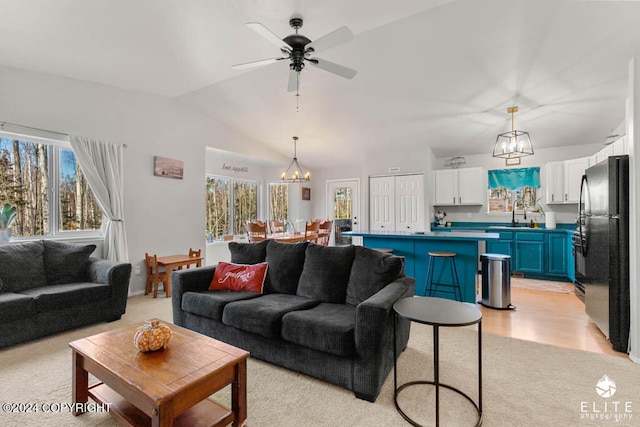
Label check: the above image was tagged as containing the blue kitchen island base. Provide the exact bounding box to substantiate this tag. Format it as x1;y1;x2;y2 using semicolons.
346;231;499;303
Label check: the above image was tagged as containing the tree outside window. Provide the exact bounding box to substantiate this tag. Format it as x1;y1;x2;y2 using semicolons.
206;176;258;240
269;183;288;221
0;137;102;237
233;180;258;237
59;149;103;231
488;186;538;213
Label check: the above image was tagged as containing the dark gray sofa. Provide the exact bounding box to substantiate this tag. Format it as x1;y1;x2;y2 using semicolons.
172;240;415;402
0;240;132;348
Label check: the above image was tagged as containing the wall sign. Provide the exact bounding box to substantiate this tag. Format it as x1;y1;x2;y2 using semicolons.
222;163;249;174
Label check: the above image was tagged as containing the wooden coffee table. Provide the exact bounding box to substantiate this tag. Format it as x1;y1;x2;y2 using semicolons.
70;318;249;427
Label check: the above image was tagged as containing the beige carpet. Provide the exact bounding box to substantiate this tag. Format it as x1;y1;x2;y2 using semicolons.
1;295;637;427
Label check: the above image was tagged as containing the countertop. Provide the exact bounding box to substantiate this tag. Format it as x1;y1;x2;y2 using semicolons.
344;230;500;240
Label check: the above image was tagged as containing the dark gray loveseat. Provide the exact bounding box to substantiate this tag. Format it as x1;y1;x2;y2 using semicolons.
172;240;415;402
0;240;132;348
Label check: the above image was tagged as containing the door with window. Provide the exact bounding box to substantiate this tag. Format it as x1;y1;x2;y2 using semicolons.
326;179;361;246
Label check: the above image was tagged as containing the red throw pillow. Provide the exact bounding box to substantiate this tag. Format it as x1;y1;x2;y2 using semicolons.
209;262;268;293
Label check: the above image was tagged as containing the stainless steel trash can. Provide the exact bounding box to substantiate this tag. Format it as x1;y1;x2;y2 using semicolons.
479;253;514;310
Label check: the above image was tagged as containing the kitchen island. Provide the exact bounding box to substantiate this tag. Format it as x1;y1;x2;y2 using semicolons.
344;230;499;303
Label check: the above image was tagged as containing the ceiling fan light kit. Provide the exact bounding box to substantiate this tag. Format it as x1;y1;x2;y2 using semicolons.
281;136;310;183
492;106;534;160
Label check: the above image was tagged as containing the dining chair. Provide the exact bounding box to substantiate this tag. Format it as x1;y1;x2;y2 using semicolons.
187;248;202;268
317;220;333;246
145;253;169;298
304;220;320;243
246;220;267;242
268;219;285;235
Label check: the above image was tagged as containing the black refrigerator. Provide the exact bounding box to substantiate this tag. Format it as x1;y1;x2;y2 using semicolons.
575;155;630;353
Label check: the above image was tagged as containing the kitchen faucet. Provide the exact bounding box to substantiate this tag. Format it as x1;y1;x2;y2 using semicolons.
511;202;527;227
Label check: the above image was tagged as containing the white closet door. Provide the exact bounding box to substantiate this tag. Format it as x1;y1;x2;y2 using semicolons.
369;176;395;230
395;174;424;232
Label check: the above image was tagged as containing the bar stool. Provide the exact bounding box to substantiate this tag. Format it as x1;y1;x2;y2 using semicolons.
424;251;462;301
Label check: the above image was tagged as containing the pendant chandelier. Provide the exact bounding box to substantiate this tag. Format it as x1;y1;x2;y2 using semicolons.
492;106;534;159
281;136;310;182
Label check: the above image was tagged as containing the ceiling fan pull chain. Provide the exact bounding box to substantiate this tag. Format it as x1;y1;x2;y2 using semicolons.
296;73;300;112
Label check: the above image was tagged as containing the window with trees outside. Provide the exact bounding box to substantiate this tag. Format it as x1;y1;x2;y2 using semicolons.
488;187;538;213
0;136;103;237
205;176;258;240
269;183;288;221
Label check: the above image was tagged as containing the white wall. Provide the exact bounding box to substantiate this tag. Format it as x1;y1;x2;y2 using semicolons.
432;143;603;225
627;55;639;362
310;146;435;233
0;65;288;294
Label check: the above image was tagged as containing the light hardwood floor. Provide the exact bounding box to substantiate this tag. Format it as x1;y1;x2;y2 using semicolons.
477;280;628;358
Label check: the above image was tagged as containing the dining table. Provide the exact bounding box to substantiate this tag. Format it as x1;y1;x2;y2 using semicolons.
156;254;203;297
267;232;307;243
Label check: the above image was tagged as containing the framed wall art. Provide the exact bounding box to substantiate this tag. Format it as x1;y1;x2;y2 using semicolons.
154;156;184;179
302;187;311;201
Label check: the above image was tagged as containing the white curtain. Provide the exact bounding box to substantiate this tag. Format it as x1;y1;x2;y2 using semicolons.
69;135;129;262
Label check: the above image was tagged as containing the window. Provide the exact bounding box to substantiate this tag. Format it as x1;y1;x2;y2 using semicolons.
0;135;103;237
59;149;103;231
488;187;538;213
333;186;353;219
487;167;541;214
205;176;258;240
269;183;288;220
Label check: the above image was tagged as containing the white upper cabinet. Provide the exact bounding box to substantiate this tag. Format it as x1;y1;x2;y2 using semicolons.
370;174;424;232
612;137;627;155
591;136;627;166
433;167;484;206
564;157;589;203
595;143;614;164
545;161;564;204
546;157;589;204
433;169;457;205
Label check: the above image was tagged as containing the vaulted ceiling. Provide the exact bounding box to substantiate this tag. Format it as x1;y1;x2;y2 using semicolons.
1;0;639;167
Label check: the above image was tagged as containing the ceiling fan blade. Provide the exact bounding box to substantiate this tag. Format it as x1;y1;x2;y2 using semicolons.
232;57;287;70
306;26;354;53
287;70;298;93
246;22;292;51
308;58;357;79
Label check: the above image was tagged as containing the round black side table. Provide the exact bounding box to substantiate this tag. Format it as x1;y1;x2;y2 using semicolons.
393;296;483;427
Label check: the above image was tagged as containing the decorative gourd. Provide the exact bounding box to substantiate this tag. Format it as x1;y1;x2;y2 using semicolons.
134;320;172;352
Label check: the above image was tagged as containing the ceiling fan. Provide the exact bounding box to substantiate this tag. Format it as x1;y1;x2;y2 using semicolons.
232;17;357;95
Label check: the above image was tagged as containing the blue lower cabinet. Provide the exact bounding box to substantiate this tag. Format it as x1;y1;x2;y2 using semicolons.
486;240;513;257
486;231;513;258
514;232;545;274
482;228;574;281
547;233;568;275
514;241;545;273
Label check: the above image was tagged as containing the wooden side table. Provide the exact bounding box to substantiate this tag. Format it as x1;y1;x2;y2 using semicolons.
70;318;248;427
393;297;482;426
